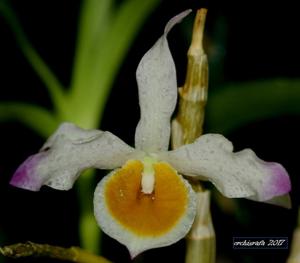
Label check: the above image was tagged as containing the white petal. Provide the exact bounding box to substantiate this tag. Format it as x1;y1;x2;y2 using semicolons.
94;162;196;258
10;123;144;191
134;10;192;153
158;134;291;206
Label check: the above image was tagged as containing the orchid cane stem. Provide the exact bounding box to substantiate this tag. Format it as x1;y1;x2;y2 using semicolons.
185;184;216;263
0;242;111;263
171;8;216;263
172;8;208;149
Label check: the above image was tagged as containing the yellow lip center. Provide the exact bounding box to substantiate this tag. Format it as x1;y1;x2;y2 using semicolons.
103;159;189;237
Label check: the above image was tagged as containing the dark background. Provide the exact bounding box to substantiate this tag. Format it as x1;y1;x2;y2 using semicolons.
0;0;299;262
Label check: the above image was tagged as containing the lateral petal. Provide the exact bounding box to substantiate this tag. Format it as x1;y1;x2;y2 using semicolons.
134;10;191;153
10;123;144;191
158;134;291;207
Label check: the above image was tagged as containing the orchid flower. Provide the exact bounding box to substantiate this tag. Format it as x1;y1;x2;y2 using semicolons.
10;10;291;258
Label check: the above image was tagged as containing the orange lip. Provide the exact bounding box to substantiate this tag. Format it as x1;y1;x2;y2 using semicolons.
104;160;189;236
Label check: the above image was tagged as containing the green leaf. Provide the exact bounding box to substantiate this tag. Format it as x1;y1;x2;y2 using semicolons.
206;79;300;133
0;102;59;137
70;0;112;105
77;169;102;254
69;0;160;128
0;1;66;115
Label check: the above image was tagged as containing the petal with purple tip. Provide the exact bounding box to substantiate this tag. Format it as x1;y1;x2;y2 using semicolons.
10;153;47;191
11;122;144;191
262;162;291;200
158;134;291;207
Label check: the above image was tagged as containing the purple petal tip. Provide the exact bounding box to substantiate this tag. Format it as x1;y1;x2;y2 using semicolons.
10;154;44;191
264;162;291;200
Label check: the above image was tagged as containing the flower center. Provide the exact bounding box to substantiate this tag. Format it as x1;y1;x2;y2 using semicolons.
103;160;189;236
141;156;156;194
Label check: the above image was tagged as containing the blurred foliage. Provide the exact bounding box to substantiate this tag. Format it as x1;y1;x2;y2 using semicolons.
207;79;300;133
0;0;160;133
0;102;59;137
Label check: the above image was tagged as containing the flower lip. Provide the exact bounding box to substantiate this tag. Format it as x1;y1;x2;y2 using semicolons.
94;159;197;257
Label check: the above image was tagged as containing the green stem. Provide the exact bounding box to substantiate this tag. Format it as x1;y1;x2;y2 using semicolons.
77;170;101;254
68;0;160;128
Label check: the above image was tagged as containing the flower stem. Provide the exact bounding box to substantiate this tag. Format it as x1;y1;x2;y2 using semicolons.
171;8;216;263
0;241;111;263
